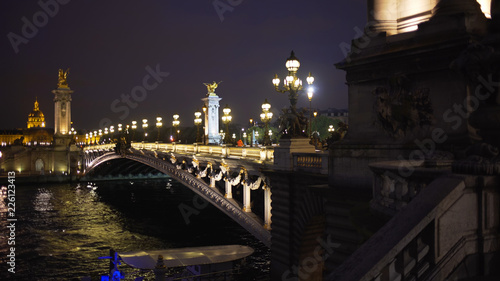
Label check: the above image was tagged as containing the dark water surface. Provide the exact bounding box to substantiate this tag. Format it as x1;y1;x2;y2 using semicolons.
0;179;269;280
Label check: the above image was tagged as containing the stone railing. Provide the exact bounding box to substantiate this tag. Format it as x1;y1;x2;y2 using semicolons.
369;160;452;217
84;142;331;175
131;142;274;162
83;144;115;151
293;152;328;175
328;173;500;281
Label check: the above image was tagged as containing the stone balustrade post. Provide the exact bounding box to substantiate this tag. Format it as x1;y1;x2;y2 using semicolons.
222;144;228;158
260;147;267;161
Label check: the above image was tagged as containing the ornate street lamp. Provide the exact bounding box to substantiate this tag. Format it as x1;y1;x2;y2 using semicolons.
202;104;207;145
307;89;314;137
156;116;163;141
194;109;202;143
131;121;137;142
272;51;315;137
328;125;335;133
221;104;232;144
142;119;148;141
172;114;180;142
249;118;255;147
260;99;273;146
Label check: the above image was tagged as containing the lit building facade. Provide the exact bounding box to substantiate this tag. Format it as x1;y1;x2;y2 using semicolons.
0;70;81;176
0;99;53;146
27;98;46;128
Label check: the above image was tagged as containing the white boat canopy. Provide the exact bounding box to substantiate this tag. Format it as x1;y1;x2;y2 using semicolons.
118;245;254;270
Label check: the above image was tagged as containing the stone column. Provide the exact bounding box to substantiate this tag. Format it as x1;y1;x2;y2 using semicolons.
264;187;272;229
243;182;251;212
367;0;398;35
224;179;232;198
52;87;73;136
202;94;222;144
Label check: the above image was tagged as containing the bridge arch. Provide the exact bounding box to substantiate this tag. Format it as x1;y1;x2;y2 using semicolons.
84;151;271;247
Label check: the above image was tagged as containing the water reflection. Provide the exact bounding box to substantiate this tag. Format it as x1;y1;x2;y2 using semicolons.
34;188;54;212
0;179;269;280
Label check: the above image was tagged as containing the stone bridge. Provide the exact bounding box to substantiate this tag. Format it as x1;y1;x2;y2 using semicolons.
82;142;278;247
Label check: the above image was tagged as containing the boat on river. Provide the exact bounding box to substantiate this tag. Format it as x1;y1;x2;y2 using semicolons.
98;244;254;280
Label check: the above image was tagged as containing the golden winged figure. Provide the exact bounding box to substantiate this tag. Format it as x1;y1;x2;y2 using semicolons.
203;81;222;94
58;68;70;88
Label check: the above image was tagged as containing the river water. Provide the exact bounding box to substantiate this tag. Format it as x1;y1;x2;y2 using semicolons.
0;179;270;280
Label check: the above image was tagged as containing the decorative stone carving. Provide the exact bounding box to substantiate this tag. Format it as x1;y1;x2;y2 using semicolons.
373;75;433;138
278;107;309;138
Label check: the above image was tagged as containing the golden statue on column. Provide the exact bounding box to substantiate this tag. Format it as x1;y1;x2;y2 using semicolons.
58;68;70;88
203;81;222;95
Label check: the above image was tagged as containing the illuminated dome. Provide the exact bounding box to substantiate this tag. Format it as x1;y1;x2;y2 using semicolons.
27;98;46;128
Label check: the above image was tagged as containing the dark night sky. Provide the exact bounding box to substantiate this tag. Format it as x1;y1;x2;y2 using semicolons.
0;0;366;131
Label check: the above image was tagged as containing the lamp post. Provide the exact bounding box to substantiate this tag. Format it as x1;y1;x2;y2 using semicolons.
194;109;202;143
156;116;163;141
172;114;180;142
221;104;232;144
249;118;255;147
272;51;314;137
202;104;207;145
307;89;314;137
260;99;273;146
131;121;137;141
142;119;148;141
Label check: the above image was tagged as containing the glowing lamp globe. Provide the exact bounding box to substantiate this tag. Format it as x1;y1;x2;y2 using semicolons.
285;51;300;72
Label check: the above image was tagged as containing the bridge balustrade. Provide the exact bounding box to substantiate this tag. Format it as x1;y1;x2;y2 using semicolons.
293;152;328;174
84;142;334;175
123;142;274;161
328;174;500;281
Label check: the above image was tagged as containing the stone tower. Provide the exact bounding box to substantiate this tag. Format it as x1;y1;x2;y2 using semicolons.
52;69;73;136
201;82;222;144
